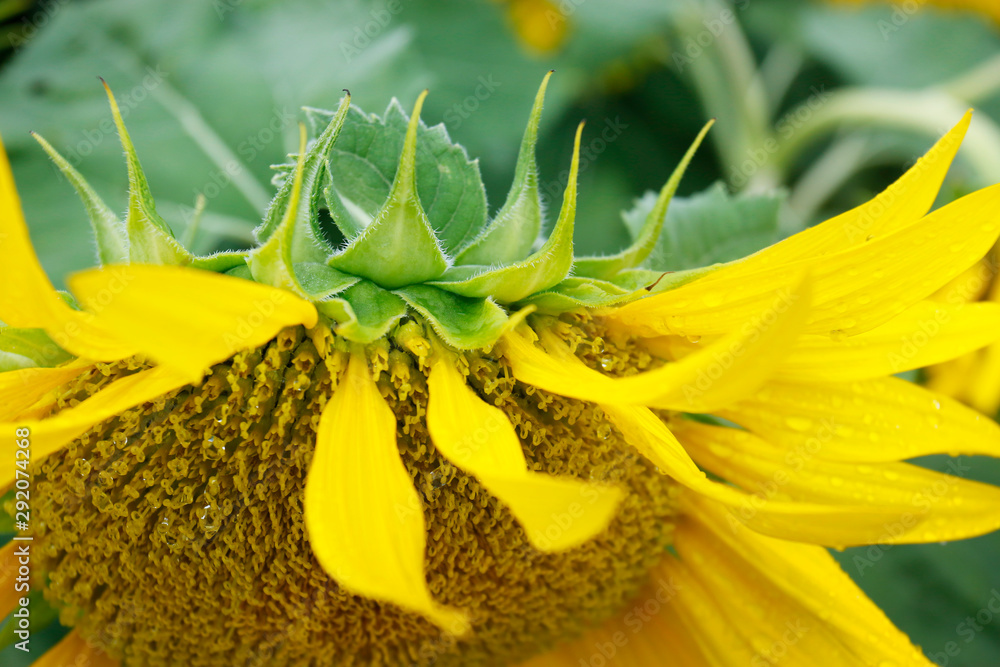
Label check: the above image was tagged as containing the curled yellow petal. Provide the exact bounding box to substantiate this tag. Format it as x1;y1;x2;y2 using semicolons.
720;377;1000;462
426;355;621;551
775;300;1000;382
604;403;917;548
676;420;1000;545
304;350;467;633
716;111;971;276
68;264;318;383
504;276;810;413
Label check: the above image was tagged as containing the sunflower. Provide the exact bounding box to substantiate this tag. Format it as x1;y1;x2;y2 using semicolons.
2;73;1000;666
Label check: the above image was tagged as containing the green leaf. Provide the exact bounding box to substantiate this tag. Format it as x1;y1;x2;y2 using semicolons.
394;285;509;350
793;5;1000;90
328;91;451;289
628;182;783;272
429;123;583;303
573;119;714;280
316;280;408;344
455;71;551;265
0;327;73;369
324;98;487;252
30;132;128;265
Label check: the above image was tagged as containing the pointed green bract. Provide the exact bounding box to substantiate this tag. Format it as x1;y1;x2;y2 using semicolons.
250;95;354;295
46;76;745;354
455;71;552;265
428;122;583;304
189;251;253;274
295;263;359;300
394;285;509;349
103;80;192;266
328;91;451;289
630;183;785;272
573;119;714;280
316;280;409;343
31;132;128;265
522;267;716;312
256;94;353;257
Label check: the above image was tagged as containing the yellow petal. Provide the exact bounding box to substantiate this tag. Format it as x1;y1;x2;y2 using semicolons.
0;361;93;421
662;495;933;666
68;264;318;383
31;629;118;667
711;111;971;277
0;365;191;488
720;377;1000;462
676;419;1000;545
775;300;1000;382
0;134;132;361
502;275;810;412
966;340;1000;415
604;403;916;547
610;182;1000;338
426;356;621;551
518;563;707;666
304;350;467;633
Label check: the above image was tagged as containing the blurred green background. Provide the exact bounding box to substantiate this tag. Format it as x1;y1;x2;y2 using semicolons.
2;0;1000;664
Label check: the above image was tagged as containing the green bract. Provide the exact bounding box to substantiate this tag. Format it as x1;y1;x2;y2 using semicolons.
33;74;716;350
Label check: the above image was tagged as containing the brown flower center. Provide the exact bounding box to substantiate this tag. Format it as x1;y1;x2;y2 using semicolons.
31;317;677;666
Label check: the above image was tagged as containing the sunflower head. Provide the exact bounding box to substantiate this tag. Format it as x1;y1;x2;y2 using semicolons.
4;72;1000;667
